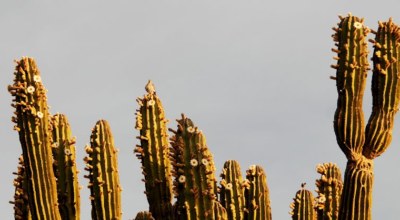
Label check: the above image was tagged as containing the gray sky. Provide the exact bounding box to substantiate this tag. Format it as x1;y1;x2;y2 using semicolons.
1;1;400;219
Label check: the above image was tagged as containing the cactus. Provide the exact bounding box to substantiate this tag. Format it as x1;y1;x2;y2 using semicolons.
134;211;155;220
315;163;342;220
8;57;61;219
10;155;31;220
51;113;81;220
84;120;122;220
169;114;223;220
290;184;316;220
219;160;245;220
243;165;272;220
332;14;400;219
134;80;173;220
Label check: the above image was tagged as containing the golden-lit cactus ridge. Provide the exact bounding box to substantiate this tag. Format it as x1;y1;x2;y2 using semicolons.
219;160;245;220
134;80;173;220
134;211;155;220
10;155;31;220
84;120;122;220
169;114;224;220
51;114;80;220
8;57;61;219
315;163;343;220
290;184;316;220
243;165;272;220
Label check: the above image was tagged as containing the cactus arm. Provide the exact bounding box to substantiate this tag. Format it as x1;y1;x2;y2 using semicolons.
134;211;155;220
219;160;245;220
243;165;272;220
8;57;61;220
84;120;122;220
332;14;370;158
363;19;400;159
170;114;218;220
10;155;31;220
51;114;80;220
134;80;173;219
290;185;316;220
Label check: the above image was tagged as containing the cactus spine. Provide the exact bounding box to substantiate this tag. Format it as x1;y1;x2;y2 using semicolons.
170;114;223;220
332;14;400;219
290;184;316;220
8;57;61;219
243;165;272;220
51;113;81;220
219;160;245;220
11;155;31;220
135;80;173;220
84;120;122;220
315;163;342;220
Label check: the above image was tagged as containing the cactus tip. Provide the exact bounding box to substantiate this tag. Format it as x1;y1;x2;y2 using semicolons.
145;80;156;94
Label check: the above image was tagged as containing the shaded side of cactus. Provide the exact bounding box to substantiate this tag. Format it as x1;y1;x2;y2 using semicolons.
170;114;219;220
8;57;61;219
290;184;316;220
84;120;122;220
219;160;245;220
243;165;272;220
315;163;343;220
135;80;173;220
134;211;155;220
51;114;80;220
213;201;228;220
10;155;31;220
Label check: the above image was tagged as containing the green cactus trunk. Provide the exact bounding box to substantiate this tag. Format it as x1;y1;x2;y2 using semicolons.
84;120;122;220
290;185;316;220
8;57;61;220
51;114;80;220
135;80;173;220
11;155;31;220
243;165;272;220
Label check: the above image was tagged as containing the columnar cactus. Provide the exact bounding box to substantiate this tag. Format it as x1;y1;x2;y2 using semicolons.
219;160;245;220
331;14;400;219
51;113;81;220
84;120;122;220
134;80;173;220
134;211;155;220
315;163;342;220
169;114;223;220
10;155;31;220
290;184;316;220
8;57;61;219
243;165;272;220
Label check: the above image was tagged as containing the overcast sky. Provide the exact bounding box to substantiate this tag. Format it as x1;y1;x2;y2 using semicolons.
1;1;400;219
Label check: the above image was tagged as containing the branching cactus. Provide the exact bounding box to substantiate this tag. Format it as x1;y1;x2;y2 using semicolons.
51;113;81;220
243;165;272;220
315;163;342;220
331;14;400;219
169;114;223;220
8;57;61;219
134;80;173;220
10;155;31;220
84;120;122;220
134;211;155;220
290;184;316;220
219;160;245;220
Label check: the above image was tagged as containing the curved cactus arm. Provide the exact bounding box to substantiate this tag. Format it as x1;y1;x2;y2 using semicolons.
243;165;272;220
10;155;31;220
8;57;61;220
134;80;173;219
169;114;218;220
315;163;343;220
289;184;316;220
219;160;245;220
51;114;80;220
84;120;122;220
134;211;155;220
363;18;400;159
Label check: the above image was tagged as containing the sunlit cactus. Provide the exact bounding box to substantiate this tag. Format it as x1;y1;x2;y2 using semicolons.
8;57;61;219
134;211;155;220
134;80;173;220
315;163;342;220
10;155;31;220
331;14;400;219
84;120;122;220
169;114;222;220
290;184;316;220
219;160;245;220
243;165;272;220
51;113;81;220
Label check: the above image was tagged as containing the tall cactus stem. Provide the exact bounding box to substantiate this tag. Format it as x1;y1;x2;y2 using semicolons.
10;155;31;220
290;184;316;220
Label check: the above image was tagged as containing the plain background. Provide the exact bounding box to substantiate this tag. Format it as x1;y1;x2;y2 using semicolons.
1;1;400;219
